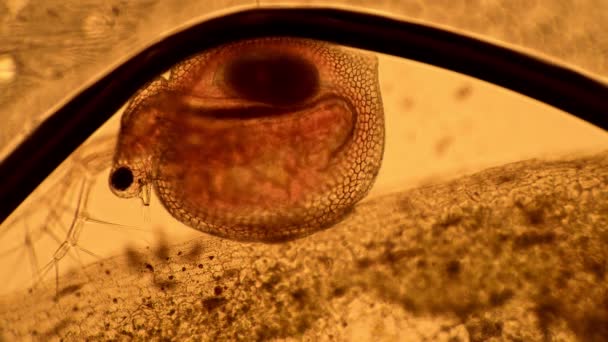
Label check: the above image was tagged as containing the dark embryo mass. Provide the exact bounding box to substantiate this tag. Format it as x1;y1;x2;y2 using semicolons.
224;52;320;106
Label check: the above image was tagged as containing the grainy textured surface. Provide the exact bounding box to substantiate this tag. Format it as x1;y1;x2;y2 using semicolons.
1;151;607;341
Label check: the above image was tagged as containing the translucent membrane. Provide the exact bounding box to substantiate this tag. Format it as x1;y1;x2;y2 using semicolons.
108;37;385;242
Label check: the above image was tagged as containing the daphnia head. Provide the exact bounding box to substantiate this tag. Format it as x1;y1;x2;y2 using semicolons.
108;126;155;206
108;78;169;206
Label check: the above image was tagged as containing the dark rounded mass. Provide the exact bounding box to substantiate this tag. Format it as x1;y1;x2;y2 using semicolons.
110;166;134;191
224;52;319;106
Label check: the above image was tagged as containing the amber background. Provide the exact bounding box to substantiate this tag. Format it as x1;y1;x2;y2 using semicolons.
1;0;607;297
0;2;607;341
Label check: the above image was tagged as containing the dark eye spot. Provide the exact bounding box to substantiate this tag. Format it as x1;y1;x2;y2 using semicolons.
110;166;134;191
224;53;319;106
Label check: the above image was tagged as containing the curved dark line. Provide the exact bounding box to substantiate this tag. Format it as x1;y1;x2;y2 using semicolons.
0;8;607;223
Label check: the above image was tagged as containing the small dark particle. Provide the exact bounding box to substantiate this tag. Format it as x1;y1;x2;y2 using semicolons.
46;8;59;17
513;231;556;249
184;243;203;261
296;318;312;334
534;297;561;339
113;298;118;304
496;173;515;185
168;275;174;280
401;296;417;312
555;269;574;289
202;297;227;311
182;267;186;271
435;136;453;157
120;330;134;338
432;214;463;234
198;264;203;269
168;309;176;316
356;257;373;269
402;97;415;111
316;256;334;269
383;248;420;263
291;289;308;304
223;268;239;278
214;286;223;296
40;319;71;340
155;280;177;291
54;283;84;301
514;201;546;226
332;287;346;298
145;263;154;272
454;84;473;101
261;274;281;292
105;269;111;275
154;234;170;261
583;258;606;280
466;318;503;341
489;289;514;307
125;246;143;270
446;259;461;278
208;255;215;260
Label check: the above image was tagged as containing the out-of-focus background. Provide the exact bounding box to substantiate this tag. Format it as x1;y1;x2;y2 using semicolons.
1;2;608;341
0;0;607;311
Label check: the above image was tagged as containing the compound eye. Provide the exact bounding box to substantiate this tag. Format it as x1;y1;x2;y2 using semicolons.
110;166;134;191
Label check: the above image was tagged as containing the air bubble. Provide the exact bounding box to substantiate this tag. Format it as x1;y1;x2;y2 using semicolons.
0;54;17;84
